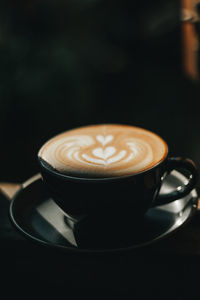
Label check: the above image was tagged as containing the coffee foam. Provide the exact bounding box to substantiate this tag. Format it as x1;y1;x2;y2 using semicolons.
38;124;168;178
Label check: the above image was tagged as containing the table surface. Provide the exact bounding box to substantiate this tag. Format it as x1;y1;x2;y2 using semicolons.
1;182;200;298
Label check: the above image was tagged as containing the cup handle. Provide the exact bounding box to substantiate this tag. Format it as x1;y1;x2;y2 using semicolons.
154;157;198;206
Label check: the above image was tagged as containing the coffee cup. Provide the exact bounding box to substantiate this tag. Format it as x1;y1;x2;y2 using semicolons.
38;124;198;220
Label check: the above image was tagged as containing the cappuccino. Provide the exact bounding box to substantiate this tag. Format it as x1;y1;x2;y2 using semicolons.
38;124;168;178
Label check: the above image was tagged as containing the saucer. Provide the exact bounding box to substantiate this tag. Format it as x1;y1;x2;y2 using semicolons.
9;171;198;253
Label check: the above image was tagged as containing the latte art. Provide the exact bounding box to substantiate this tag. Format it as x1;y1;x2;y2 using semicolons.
38;124;168;178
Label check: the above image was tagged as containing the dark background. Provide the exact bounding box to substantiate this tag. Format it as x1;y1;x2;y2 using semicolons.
1;0;198;184
2;1;200;299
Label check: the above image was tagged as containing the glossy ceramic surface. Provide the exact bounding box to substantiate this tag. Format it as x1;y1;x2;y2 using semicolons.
9;171;198;253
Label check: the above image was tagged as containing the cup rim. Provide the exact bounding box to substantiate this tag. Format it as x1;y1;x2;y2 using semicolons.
38;149;169;183
38;124;169;182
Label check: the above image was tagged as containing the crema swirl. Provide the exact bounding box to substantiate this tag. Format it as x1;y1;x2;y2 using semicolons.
38;124;168;178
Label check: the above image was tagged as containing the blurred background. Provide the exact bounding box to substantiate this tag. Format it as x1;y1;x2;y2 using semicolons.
0;0;199;183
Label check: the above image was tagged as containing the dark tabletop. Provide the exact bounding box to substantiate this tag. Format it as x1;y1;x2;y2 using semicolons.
1;185;200;299
1;0;200;299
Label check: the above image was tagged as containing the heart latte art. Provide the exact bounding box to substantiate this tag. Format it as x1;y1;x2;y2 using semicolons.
38;125;168;178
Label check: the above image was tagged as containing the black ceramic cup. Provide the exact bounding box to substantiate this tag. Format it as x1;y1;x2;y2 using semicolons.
38;125;198;220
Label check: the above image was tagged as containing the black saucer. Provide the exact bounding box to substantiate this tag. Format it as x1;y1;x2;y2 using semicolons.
9;171;198;253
